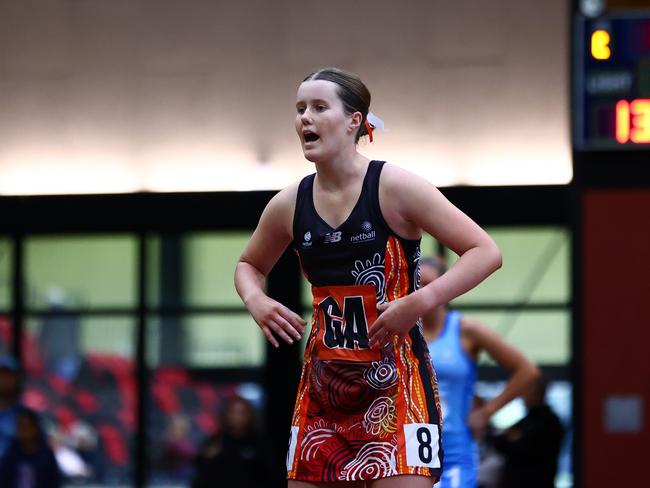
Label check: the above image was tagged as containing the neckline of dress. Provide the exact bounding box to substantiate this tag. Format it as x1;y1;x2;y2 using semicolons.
309;161;375;231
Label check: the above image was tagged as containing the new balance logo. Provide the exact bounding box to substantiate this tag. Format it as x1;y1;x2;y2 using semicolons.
324;231;342;244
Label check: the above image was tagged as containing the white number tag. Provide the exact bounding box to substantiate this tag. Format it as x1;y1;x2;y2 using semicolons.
286;426;299;472
403;423;441;468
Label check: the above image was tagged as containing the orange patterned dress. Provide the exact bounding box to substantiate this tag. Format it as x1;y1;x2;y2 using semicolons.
287;161;443;483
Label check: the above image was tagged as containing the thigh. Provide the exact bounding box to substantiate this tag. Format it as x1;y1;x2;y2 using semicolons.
367;474;436;488
288;481;366;488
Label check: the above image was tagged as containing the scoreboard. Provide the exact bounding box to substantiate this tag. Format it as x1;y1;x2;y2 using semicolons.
574;14;650;149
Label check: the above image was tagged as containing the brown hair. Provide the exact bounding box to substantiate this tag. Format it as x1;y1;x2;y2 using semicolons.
303;67;372;143
220;395;257;434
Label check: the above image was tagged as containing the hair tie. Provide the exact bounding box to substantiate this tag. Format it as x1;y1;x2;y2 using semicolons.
364;111;385;143
364;119;374;143
367;112;385;131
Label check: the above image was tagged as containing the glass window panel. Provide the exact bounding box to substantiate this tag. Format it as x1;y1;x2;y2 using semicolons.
25;235;137;309
22;314;135;486
447;227;570;305
458;309;570;365
184;232;252;307
0;238;11;310
80;316;136;356
147;314;264;368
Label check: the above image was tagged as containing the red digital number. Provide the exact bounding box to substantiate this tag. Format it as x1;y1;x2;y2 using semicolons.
616;99;650;144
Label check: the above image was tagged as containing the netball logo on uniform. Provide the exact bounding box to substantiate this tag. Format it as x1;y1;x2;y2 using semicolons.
350;221;375;244
302;231;312;247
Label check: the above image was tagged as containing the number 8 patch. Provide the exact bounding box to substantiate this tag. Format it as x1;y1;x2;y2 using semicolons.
403;423;441;468
286;426;299;472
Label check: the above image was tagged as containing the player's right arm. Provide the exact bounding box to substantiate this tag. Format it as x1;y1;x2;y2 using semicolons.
463;318;541;439
234;183;306;348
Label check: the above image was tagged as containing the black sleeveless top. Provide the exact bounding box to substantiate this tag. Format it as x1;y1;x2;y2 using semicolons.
292;160;422;303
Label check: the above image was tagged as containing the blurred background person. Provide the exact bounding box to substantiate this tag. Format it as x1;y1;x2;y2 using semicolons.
48;423;94;482
192;395;270;488
492;375;564;488
421;256;540;488
65;420;100;481
0;356;22;461
38;288;82;382
159;414;196;482
0;408;62;488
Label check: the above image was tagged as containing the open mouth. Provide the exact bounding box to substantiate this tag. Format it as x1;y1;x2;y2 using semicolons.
303;131;320;143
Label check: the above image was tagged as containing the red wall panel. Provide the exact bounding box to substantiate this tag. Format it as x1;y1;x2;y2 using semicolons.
583;190;650;487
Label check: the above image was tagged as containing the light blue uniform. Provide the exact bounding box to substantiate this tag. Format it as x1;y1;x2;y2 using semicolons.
428;311;478;488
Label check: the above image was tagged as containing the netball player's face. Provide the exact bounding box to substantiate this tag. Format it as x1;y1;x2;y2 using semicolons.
295;80;356;162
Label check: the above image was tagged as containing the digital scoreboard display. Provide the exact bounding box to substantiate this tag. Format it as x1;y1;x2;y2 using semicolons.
574;14;650;149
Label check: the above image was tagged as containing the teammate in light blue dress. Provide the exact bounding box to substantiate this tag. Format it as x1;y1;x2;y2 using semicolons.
421;257;540;488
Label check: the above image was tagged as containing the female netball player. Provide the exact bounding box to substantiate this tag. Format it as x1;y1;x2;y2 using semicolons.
234;67;502;487
420;256;540;488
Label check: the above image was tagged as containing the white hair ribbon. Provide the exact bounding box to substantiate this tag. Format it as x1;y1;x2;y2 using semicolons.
367;111;385;131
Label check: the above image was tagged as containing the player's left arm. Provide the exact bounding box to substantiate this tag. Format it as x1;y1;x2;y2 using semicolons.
369;165;502;345
464;318;541;438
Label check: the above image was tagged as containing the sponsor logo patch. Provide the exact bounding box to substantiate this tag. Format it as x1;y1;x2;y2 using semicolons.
351;221;375;243
324;231;342;244
302;230;312;247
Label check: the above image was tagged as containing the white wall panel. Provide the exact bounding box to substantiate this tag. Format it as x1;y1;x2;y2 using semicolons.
0;0;570;194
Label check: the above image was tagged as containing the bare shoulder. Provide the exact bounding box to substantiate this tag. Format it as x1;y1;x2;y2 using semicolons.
460;316;491;340
381;162;499;259
379;162;446;216
270;180;301;213
380;163;435;193
460;316;502;356
378;163;439;238
259;180;301;238
267;181;300;215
